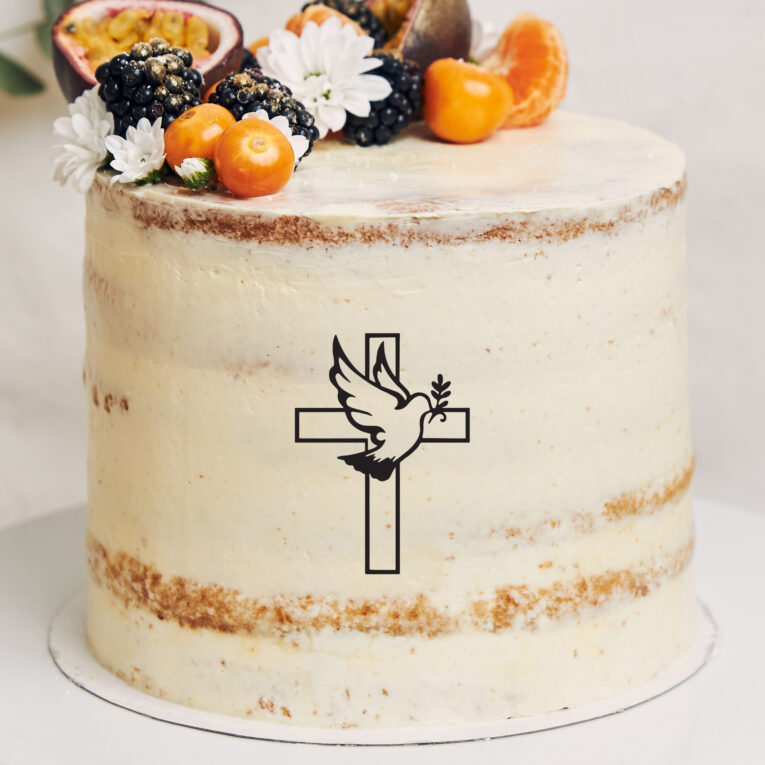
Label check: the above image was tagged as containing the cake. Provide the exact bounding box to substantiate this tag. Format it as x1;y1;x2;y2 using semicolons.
82;112;696;728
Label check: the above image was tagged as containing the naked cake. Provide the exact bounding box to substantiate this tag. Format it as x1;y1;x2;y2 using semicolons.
50;0;696;730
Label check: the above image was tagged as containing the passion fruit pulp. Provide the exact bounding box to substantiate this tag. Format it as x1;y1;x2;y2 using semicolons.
52;0;243;102
366;0;471;72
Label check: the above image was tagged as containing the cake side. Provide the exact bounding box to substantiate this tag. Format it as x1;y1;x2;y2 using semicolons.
83;113;695;727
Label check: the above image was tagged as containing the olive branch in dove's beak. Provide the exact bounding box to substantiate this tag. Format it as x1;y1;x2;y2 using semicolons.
428;373;451;423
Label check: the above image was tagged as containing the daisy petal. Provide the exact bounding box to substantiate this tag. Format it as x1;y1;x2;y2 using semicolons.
290;135;310;160
318;102;347;132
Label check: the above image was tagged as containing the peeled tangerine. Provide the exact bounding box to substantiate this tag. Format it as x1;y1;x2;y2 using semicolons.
423;58;514;144
481;13;568;128
51;0;243;102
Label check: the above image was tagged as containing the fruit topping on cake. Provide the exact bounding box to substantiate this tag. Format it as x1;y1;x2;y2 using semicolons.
206;70;319;160
302;0;389;47
49;2;568;196
246;37;271;63
256;17;392;138
481;13;568;128
343;52;423;146
213;118;295;198
51;0;243;102
95;39;202;135
239;46;258;72
163;102;234;174
368;0;471;72
286;4;367;37
423;58;513;144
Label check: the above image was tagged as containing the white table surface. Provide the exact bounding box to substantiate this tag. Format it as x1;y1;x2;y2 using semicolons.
1;498;763;764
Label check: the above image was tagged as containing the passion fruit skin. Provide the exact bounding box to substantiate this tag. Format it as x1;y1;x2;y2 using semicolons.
376;0;471;73
51;0;243;102
52;32;93;103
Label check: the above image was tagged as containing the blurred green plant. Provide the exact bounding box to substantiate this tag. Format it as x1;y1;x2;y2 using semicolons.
0;0;77;95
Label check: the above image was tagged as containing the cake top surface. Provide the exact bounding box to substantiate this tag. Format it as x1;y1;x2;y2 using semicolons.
110;111;685;221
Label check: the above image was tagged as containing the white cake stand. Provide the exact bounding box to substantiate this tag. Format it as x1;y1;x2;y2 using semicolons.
2;498;763;763
47;590;716;745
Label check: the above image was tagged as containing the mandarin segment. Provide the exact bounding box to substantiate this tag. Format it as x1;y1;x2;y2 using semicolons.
482;13;568;128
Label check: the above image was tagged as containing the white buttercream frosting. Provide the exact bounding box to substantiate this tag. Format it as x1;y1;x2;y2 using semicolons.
83;112;695;728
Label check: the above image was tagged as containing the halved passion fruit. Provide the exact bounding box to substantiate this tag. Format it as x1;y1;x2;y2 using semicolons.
366;0;471;72
52;0;243;102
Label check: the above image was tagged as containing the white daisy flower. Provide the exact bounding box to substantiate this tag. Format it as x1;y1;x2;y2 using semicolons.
242;109;309;161
470;19;501;64
52;85;114;193
105;117;166;185
257;17;392;138
174;157;216;190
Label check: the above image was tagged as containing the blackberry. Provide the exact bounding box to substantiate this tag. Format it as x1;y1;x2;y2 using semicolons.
343;53;423;147
207;69;319;162
239;47;257;72
302;0;388;48
97;38;202;136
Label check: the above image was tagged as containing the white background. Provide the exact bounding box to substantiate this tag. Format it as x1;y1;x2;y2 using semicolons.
0;0;763;530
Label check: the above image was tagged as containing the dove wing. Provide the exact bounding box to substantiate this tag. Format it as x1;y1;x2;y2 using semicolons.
329;337;402;445
371;343;410;402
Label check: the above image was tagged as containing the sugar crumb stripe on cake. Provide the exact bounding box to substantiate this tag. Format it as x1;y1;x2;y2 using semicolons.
87;173;687;249
490;457;695;545
86;532;693;638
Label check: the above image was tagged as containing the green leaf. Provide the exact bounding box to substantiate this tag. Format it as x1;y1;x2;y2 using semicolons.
36;20;52;59
37;0;77;59
0;52;44;95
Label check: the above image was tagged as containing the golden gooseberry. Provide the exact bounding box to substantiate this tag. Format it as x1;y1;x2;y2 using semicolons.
164;103;235;172
423;58;514;144
213;119;295;198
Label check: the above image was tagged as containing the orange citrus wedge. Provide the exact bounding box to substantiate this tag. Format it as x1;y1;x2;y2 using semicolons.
482;13;568;128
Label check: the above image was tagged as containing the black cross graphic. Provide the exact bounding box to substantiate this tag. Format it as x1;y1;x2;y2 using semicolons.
295;333;470;574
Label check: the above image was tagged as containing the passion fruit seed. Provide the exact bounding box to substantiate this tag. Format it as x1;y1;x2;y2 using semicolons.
62;11;212;71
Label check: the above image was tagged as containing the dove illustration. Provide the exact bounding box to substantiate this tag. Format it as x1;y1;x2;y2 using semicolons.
329;336;440;482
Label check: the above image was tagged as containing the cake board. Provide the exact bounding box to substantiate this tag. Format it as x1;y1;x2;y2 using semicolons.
48;591;717;746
